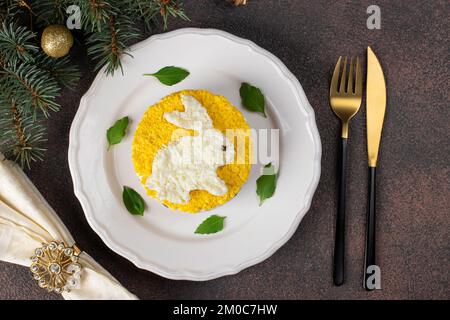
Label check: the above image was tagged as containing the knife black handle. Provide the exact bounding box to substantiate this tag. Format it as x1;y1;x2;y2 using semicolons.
364;166;376;290
333;137;347;286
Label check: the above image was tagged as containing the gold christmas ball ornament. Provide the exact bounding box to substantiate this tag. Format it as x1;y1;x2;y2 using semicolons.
41;25;74;58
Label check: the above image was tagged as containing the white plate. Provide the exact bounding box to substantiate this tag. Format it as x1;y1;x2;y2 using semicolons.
69;28;321;281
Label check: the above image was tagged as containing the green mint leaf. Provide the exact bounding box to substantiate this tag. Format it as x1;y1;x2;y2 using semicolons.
144;66;189;86
256;163;277;205
195;215;226;234
239;82;266;117
107;116;129;149
122;186;145;216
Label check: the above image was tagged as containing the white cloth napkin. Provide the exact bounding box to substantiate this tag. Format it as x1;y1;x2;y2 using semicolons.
0;153;137;300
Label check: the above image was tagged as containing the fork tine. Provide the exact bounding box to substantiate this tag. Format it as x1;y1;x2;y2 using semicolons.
339;56;348;93
330;56;342;94
355;57;362;96
347;57;354;93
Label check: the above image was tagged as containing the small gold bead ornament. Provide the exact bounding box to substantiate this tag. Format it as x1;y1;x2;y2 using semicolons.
229;0;247;5
30;242;82;293
41;25;74;58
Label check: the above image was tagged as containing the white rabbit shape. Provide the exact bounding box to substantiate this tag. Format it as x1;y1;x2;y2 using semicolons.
147;95;235;204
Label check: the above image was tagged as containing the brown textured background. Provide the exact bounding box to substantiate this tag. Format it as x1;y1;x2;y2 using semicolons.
1;0;449;300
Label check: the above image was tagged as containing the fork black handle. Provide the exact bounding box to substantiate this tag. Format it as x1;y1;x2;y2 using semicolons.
363;167;376;290
333;137;348;286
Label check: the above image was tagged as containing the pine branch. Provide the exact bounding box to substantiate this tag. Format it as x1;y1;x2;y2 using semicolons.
0;21;38;64
75;0;115;33
0;22;79;88
86;13;139;75
132;0;159;30
6;0;35;20
129;0;188;31
0;0;189;168
157;0;189;30
0;21;67;167
0;95;47;168
34;52;80;88
0;3;8;24
1;62;60;116
28;0;68;26
77;0;187;75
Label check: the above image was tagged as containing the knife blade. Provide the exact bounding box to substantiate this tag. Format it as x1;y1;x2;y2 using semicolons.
364;46;386;290
366;46;387;168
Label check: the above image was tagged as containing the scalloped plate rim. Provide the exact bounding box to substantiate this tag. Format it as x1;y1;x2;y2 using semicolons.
68;28;322;281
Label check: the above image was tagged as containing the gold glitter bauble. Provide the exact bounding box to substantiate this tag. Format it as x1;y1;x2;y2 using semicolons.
41;25;74;58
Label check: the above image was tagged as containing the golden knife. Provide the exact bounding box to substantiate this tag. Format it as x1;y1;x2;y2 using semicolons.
364;46;387;290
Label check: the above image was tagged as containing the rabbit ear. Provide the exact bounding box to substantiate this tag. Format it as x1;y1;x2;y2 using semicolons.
164;95;213;130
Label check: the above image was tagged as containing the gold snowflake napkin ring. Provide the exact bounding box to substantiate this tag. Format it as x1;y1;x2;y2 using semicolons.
30;241;82;293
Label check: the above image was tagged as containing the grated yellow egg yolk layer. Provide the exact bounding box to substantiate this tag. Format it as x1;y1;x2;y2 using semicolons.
132;90;252;213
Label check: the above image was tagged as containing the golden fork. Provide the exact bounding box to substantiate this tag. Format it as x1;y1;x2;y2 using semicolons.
329;56;362;286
